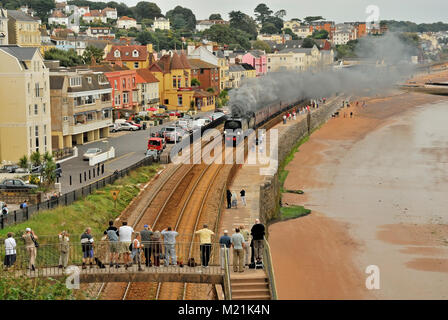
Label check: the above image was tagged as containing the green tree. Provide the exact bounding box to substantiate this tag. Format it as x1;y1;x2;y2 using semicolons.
42;159;56;186
136;30;157;45
133;1;162;22
252;40;272;53
254;3;273;24
203;24;251;50
302;37;317;48
44;48;83;67
19;155;29;169
30;151;42;168
166;6;196;32
303;16;324;24
191;78;200;86
82;45;104;64
29;0;55;21
260;22;277;34
209;13;222;20
283;28;299;40
229;10;258;39
263;16;284;33
312;29;329;39
274;9;286;19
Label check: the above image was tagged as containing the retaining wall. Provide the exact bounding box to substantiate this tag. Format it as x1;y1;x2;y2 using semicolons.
259;98;343;224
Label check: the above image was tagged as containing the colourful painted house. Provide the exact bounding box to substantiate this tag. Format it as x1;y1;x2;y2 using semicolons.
242;50;267;76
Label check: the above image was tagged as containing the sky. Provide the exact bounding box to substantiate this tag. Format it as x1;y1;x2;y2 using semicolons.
113;0;448;24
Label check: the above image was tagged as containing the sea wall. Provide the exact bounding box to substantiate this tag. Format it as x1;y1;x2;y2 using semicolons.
259;98;343;224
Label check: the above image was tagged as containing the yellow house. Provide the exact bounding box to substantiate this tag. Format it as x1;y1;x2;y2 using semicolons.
7;10;41;47
216;50;230;91
104;44;153;70
148;52;196;111
0;46;52;163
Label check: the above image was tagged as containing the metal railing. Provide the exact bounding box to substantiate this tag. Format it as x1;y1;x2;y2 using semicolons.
0;156;154;230
263;236;278;300
0;241;225;275
53;147;74;161
223;246;232;300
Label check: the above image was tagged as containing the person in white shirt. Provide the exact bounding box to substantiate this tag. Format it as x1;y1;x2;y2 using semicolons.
4;232;17;268
119;221;134;269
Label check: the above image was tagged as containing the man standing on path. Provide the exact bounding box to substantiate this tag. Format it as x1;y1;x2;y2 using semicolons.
161;227;179;266
251;219;265;266
118;221;133;269
195;224;214;268
140;224;153;267
22;228;37;271
283;114;287;124
219;230;231;269
81;227;94;269
231;228;245;273
106;220;120;268
58;231;70;269
226;190;232;209
240;189;246;206
240;225;250;267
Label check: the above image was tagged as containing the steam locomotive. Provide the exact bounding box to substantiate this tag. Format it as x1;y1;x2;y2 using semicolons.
223;99;303;146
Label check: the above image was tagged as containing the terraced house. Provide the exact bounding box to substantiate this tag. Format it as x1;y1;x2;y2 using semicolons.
49;67;113;148
149;52;195;111
104;44;153;70
135;69;160;110
7;10;40;47
0;46;52;163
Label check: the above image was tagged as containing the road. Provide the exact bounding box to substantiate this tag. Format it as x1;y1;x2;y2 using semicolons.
59;112;216;194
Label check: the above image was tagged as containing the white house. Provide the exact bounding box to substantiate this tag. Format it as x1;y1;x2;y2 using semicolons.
102;7;117;20
332;23;357;45
48;10;69;26
196;19;229;32
117;16;137;29
152;17;170;30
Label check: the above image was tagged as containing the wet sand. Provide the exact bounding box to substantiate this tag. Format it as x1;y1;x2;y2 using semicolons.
269;86;448;299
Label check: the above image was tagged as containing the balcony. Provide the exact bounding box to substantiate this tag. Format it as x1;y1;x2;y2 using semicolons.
67;118;113;135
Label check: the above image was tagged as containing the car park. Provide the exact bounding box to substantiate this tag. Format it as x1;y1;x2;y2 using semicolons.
0;164;19;173
83;148;102;160
127;120;142;130
0;179;38;190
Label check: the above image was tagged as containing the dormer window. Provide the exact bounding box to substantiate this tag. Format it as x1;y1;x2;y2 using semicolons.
132;50;139;57
69;77;82;87
114;50;120;58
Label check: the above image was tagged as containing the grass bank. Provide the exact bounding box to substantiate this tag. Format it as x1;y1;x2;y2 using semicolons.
0;165;159;242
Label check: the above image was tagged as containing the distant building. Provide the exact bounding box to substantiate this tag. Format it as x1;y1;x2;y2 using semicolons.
152;17;170;30
257;33;291;44
242;50;267;76
7;10;41;47
49;68;113;148
102;7;117;20
283;20;312;38
332;23;357;45
228;64;245;88
82;9;107;24
188;58;220;93
196;19;229;32
0;8;8;45
48;10;69;26
0;46;52;162
104;44;153;69
117;16;137;29
240;63;257;79
86;26;113;39
78;6;90;16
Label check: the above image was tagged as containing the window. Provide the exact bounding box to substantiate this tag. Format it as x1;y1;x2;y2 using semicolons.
177;94;182;106
35;126;39;151
132;50;139;57
34;104;38;115
69;77;82;87
115;95;121;105
122;79;126;88
87;113;93;121
35;83;40;97
43;103;46;114
114;80;118;89
123;92;129;104
114;50;120;57
172;76;177;88
177;76;181;88
87;77;92;84
132;77;135;86
28;105;31;116
27;83;30;93
63;116;68;121
134;62;139;68
44;125;47;151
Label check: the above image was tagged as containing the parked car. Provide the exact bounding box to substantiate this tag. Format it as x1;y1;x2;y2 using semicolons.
211;112;225;121
83;148;102;161
0;164;19;173
175;119;193;133
192;118;211;129
127;121;142;130
120;122;139;131
145;149;160;162
0;179;38;190
147;137;165;153
164;126;187;143
109;123;121;133
31;163;61;177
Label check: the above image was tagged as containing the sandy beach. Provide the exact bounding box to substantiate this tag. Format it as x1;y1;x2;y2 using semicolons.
269;71;448;299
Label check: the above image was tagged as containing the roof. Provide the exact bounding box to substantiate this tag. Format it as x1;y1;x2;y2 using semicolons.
179;52;191;69
187;58;217;69
249;50;265;57
119;16;136;21
0;45;38;62
50;10;67;18
240;63;255;71
135;69;159;84
105;45;148;62
49;75;64;89
279;47;313;54
229;64;245;72
50;71;111;92
194;89;215;98
6;10;37;22
87;64;130;73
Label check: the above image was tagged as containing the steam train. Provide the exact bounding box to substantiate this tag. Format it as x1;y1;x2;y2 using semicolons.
223;99;303;146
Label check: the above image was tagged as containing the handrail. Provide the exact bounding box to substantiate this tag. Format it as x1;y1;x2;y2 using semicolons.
223;246;232;300
263;236;278;300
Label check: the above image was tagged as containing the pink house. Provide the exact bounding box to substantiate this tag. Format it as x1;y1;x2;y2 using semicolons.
242;50;267;76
